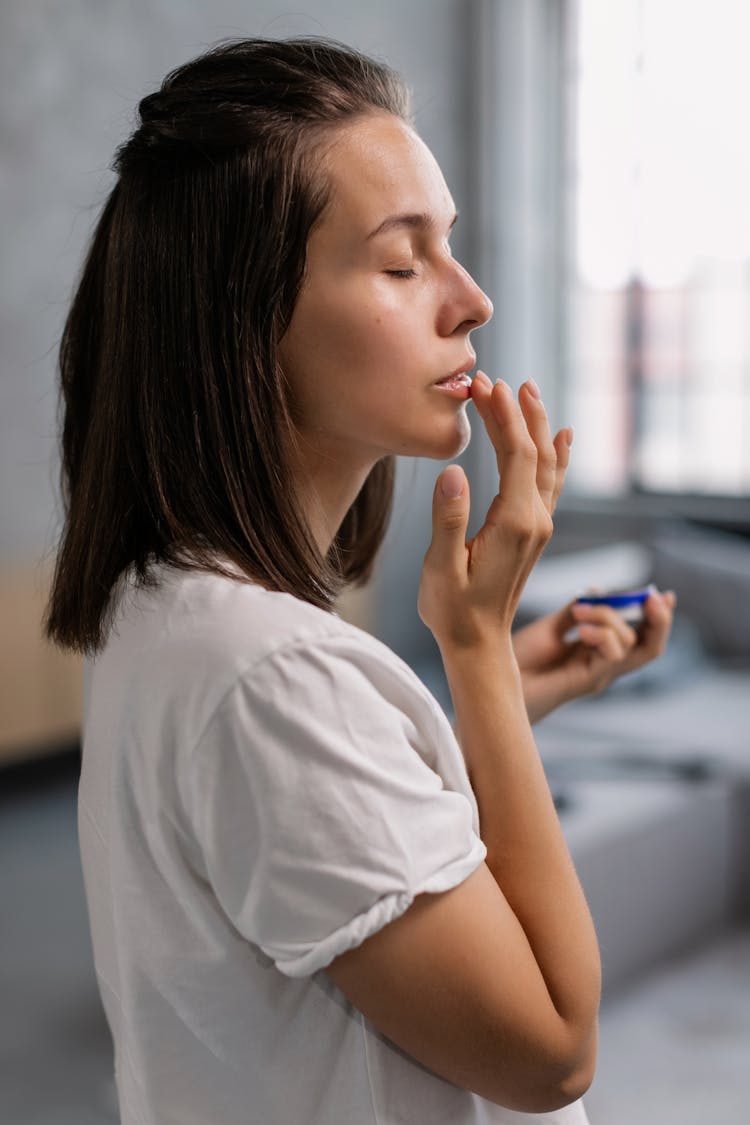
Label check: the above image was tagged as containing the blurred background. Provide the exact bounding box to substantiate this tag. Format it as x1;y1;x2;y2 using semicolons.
1;1;748;1123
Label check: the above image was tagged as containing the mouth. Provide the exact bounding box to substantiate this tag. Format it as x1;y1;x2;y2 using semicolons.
433;359;476;392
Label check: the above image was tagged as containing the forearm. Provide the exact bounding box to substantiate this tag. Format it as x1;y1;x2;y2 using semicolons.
442;636;601;1037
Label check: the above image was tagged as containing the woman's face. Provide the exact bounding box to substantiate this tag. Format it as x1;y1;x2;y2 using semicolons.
278;112;493;471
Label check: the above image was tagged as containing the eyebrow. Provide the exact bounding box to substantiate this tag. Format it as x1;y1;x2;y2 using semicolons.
365;211;459;241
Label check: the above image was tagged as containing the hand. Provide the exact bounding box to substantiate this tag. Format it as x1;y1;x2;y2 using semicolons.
418;372;572;652
514;589;678;723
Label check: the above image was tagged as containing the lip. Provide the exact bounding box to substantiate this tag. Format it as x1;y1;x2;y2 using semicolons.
433;356;477;385
432;357;476;399
432;374;472;399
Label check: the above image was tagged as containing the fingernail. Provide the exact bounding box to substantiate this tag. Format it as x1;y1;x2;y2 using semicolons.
495;379;511;394
472;370;492;389
526;378;542;399
440;464;464;498
566;427;574;446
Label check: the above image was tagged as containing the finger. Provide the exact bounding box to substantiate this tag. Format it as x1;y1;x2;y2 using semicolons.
645;587;677;620
425;463;471;574
471;372;536;477
551;427;573;512
485;380;542;529
470;374;540;528
518;381;557;511
571;601;639;654
575;622;633;663
631;589;676;664
469;371;511;475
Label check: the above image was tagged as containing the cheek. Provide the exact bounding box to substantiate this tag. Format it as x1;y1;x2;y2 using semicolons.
292;297;368;363
280;276;431;421
361;297;431;371
309;308;416;386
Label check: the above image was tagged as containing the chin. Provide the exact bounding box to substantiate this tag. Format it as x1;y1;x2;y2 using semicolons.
427;414;472;460
386;412;472;461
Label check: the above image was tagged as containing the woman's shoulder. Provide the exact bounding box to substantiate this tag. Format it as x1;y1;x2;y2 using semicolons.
107;560;410;686
88;560;467;806
159;564;444;723
88;560;451;756
113;561;339;652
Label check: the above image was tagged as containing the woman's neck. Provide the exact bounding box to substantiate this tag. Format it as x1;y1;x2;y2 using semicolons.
292;448;375;557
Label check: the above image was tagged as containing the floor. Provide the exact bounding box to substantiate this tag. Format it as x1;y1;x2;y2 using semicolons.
1;750;749;1125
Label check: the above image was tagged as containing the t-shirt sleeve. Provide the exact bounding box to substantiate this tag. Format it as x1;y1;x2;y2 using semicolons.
188;632;487;978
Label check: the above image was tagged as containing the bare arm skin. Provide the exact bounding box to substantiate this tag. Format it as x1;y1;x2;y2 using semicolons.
326;375;601;1112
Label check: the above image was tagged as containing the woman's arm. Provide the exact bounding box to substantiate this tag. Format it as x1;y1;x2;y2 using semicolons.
326;376;600;1111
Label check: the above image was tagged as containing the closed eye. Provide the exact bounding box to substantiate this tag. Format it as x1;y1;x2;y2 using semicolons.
386;268;417;279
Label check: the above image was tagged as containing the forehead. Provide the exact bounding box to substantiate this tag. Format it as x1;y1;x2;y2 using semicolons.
317;113;455;241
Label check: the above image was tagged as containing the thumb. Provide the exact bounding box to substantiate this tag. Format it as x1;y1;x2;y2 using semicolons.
427;464;470;571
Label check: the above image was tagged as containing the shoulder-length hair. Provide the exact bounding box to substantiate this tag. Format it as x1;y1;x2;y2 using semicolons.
44;37;410;654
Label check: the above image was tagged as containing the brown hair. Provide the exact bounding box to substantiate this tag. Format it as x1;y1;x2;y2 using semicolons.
44;37;411;654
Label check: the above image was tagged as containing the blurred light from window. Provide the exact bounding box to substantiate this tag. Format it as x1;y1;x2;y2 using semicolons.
570;0;750;495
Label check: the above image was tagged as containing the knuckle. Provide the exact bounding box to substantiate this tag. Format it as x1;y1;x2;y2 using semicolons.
504;509;536;541
519;438;538;464
502;503;552;546
539;445;557;470
441;512;467;534
506;434;538;464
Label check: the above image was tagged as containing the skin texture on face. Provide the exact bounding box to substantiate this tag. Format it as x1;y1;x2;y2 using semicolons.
278;111;493;554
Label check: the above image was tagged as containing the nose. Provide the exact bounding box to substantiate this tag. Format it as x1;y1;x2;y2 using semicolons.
440;259;494;335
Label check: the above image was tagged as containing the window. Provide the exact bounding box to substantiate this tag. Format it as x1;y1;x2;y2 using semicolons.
568;0;750;497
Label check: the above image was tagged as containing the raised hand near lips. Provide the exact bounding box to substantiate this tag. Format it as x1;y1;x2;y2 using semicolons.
418;372;571;653
418;369;676;721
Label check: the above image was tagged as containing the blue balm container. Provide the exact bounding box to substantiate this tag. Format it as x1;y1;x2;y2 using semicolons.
564;585;654;643
574;586;653;624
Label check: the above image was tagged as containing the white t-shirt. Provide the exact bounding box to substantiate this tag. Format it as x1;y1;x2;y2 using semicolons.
79;562;590;1125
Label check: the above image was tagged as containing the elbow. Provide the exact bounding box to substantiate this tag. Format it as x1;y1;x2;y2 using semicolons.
503;1061;596;1115
541;1013;599;1109
554;1049;597;1107
533;1031;598;1113
490;1028;598;1114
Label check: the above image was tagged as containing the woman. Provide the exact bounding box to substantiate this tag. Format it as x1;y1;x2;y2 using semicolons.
46;37;675;1124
